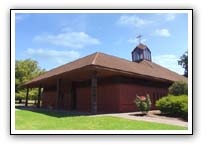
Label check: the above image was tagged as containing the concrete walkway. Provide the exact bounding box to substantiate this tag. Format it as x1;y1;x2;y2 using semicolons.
94;110;188;127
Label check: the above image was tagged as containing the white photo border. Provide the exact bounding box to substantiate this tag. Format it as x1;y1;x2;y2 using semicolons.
10;9;193;135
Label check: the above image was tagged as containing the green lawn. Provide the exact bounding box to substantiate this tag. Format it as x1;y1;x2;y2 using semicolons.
15;110;187;130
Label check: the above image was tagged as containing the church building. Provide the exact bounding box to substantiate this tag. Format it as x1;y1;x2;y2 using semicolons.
24;43;187;114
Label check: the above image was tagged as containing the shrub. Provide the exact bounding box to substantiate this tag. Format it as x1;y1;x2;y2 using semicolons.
156;95;188;120
134;94;151;114
169;81;188;96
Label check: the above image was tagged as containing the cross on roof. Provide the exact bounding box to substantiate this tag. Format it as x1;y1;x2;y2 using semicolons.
136;34;142;44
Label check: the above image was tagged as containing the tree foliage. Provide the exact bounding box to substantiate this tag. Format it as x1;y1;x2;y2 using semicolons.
178;51;188;77
15;59;45;102
169;81;188;96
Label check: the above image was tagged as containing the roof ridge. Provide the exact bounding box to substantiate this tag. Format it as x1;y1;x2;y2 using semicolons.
95;52;132;63
46;53;95;73
140;60;154;68
91;52;100;64
24;51;187;87
150;61;180;75
147;60;187;80
24;52;98;86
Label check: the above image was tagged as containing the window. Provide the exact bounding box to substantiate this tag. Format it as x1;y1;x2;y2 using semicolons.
137;53;140;60
133;48;151;62
133;51;141;61
144;49;151;60
133;53;135;60
140;54;143;59
143;49;149;60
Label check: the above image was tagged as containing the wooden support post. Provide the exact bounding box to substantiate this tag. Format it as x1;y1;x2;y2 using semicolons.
37;85;41;108
56;78;61;109
25;87;29;107
91;72;97;114
70;82;76;110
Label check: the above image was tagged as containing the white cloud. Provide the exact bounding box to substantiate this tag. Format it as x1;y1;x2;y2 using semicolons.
153;54;184;74
165;13;176;21
128;38;138;44
26;48;80;64
128;38;146;44
15;14;30;22
141;39;147;43
61;27;73;32
34;32;100;48
155;13;176;21
118;15;153;27
154;29;171;37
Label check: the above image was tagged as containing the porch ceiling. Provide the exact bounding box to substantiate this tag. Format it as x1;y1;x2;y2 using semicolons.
25;65;173;88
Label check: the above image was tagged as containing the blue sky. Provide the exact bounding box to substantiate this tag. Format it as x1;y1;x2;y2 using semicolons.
15;12;188;74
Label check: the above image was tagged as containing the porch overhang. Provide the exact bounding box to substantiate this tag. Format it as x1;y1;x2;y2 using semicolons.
23;64;174;88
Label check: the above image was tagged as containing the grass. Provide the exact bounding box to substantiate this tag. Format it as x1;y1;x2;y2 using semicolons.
15;110;187;130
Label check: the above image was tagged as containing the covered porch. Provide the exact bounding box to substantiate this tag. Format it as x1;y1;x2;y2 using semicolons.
23;64;172;114
24;65;126;114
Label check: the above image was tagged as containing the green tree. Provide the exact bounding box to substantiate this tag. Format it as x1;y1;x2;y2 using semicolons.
169;81;188;96
15;59;45;103
178;51;188;77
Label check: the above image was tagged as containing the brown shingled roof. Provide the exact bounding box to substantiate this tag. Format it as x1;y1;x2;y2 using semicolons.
24;52;187;86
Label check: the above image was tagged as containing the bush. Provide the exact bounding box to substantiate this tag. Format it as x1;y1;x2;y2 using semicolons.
156;95;188;120
169;81;188;96
134;94;151;114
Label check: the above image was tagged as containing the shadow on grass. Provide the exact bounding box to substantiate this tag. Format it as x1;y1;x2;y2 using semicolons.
15;106;91;118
